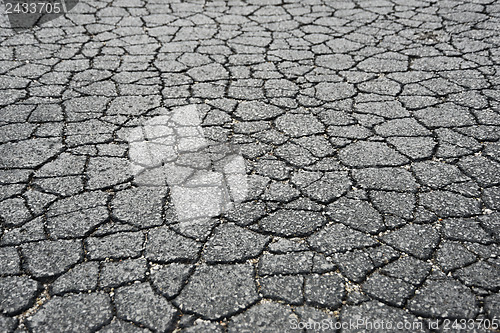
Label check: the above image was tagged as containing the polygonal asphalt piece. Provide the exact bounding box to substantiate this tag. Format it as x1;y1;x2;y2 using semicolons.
174;264;259;320
0;276;39;315
352;167;418;192
453;261;500;290
333;250;375;283
315;82;356;101
304;273;346;309
228;302;298;333
380;256;432;286
115;282;178;332
145;227;201;263
387;137;436;160
407;279;479;319
362;272;414;307
223;201;267;227
435;241;477;273
181;319;225;333
112;187;166;228
259;275;304;305
294;305;337;332
258;252;314;276
0;216;46;246
339;141;409;167
99;258;148;289
419;191;482;218
267;237;309;254
203;223;270;263
308;224;377;255
97;318;152;333
412;161;469;189
458;155;500;187
301;171;351;203
21;240;83;278
0;198;32;227
46;206;108;239
482;186;500;210
275;113;325;137
381;224;439;260
0;314;17;333
374;118;431;137
235;101;284;121
484;293;500;320
86;232;144;260
370;191;415;220
50;261;99;295
150;263;193;299
27;293;113;333
0;247;20;275
87;157;133;190
274;142;318;167
0;138;62;168
413;103;475;128
327;198;384;234
258;209;326;237
442;218;494;244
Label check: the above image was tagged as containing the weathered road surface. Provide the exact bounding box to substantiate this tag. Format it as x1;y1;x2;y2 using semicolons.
1;0;499;332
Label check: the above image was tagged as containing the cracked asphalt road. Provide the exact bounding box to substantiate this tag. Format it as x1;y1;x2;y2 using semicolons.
1;0;500;332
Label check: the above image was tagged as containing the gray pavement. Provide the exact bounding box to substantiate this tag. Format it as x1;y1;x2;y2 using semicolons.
0;0;500;332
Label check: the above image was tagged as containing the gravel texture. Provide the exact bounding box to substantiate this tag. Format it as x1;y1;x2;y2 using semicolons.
0;0;499;331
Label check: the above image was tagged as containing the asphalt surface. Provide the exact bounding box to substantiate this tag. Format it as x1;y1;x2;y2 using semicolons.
1;0;500;332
